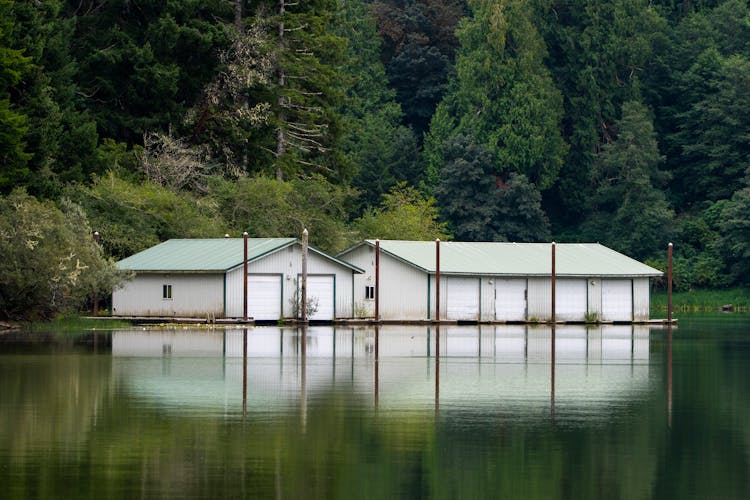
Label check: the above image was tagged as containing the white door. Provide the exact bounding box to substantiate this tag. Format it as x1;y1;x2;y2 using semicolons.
446;277;479;320
602;279;632;322
300;275;335;320
495;279;527;321
555;279;587;321
247;275;282;320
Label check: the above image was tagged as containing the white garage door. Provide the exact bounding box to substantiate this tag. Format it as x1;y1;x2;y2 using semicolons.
555;279;587;321
299;275;335;320
602;279;632;322
247;275;282;320
495;279;527;321
447;277;479;321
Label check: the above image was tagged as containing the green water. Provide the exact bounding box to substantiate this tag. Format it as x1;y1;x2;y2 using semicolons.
1;318;748;499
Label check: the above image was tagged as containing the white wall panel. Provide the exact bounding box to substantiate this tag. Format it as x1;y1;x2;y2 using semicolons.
113;273;223;317
633;278;651;321
344;245;430;320
527;278;552;321
446;277;480;320
602;279;633;322
556;279;588;321
494;278;527;322
247;274;283;320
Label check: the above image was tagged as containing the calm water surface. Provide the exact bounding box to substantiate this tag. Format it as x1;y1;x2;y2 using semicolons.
1;316;748;499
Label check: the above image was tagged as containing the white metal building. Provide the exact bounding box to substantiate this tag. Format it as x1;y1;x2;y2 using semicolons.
113;238;362;320
338;240;663;323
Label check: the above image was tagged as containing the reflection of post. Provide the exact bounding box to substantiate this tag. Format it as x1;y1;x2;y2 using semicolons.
301;325;307;431
668;325;673;428
243;329;248;419
374;325;379;410
551;325;556;419
435;324;440;416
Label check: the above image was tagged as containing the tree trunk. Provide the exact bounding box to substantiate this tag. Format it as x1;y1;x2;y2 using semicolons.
276;0;286;181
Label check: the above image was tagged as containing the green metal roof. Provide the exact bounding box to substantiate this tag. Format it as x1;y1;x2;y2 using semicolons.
347;240;663;277
117;238;364;273
117;238;296;272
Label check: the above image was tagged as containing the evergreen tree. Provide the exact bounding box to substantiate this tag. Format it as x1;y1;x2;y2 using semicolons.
336;0;420;211
268;0;350;183
371;0;465;138
538;0;667;225
0;0;32;191
426;0;567;192
582;100;674;259
435;134;550;241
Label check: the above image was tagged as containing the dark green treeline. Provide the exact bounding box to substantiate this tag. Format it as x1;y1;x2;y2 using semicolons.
1;0;750;318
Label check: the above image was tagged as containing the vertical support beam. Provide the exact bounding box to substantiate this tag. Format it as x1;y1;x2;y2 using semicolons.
92;231;100;316
301;228;308;323
435;239;441;322
375;239;380;321
667;242;673;324
551;242;556;324
243;232;248;321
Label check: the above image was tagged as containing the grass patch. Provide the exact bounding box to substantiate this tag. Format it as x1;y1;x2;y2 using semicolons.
651;287;750;313
21;315;132;332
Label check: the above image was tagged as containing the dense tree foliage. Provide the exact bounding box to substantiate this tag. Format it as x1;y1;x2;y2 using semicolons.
3;0;750;319
0;190;122;320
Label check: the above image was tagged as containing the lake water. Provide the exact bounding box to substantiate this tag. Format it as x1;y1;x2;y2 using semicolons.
1;316;748;499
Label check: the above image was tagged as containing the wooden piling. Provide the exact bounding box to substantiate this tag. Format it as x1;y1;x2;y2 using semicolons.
243;232;248;321
375;239;380;321
551;242;556;324
436;239;441;322
301;228;308;323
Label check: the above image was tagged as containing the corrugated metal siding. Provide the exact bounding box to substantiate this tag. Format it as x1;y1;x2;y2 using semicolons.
494;278;527;322
480;278;495;322
633;278;651;321
340;245;428;320
381;254;429;320
601;279;633;322
587;279;602;319
446;277;480;320
344;246;376;318
226;245;355;319
527;278;552;321
113;273;224;317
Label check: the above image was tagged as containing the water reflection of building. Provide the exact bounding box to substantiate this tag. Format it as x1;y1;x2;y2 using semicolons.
111;326;654;420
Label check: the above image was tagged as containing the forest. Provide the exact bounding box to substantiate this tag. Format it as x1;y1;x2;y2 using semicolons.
1;0;750;320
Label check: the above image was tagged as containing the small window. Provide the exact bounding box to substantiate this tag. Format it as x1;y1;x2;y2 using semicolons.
365;286;375;300
162;284;173;300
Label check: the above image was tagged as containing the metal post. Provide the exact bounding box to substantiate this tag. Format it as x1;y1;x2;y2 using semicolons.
435;239;441;322
375;239;380;321
551;242;556;324
667;242;673;324
301;228;308;322
243;232;248;321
